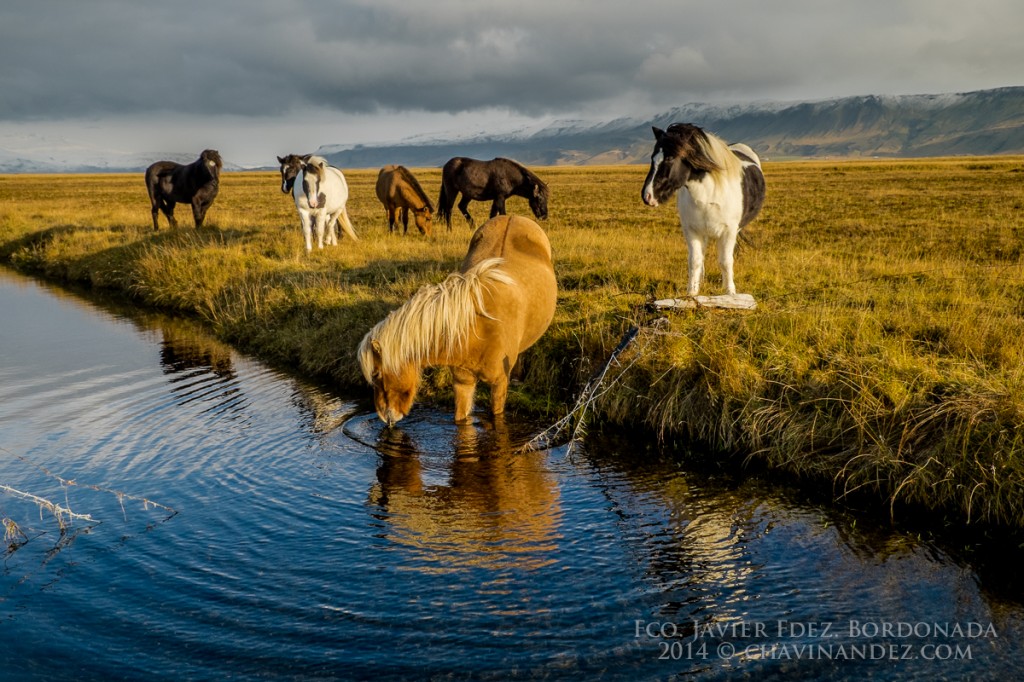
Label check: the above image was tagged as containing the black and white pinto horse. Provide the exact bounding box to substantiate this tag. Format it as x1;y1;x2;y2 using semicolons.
144;149;223;230
277;153;311;195
290;155;358;252
641;124;765;296
437;157;549;230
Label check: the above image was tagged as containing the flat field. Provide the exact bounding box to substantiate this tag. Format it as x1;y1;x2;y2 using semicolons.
2;158;1024;525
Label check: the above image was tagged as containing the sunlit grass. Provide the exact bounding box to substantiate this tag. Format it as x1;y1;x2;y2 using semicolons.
3;158;1024;525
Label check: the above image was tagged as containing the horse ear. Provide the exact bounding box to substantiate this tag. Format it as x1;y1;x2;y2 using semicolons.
277;156;285;164
652;126;665;140
301;154;312;162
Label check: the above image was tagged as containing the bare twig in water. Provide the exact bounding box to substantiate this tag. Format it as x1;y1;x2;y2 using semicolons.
0;483;96;532
0;446;178;553
15;454;177;519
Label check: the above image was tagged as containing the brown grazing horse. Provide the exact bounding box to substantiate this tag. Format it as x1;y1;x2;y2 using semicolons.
144;149;222;230
375;165;434;236
436;157;549;230
358;215;557;425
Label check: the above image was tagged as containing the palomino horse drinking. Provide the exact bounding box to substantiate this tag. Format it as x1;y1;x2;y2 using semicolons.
375;165;434;236
291;155;358;252
641;123;765;296
144;149;222;230
358;215;557;425
437;157;549;230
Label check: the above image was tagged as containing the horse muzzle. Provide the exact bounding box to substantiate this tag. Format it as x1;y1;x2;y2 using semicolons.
642;190;659;207
377;406;405;427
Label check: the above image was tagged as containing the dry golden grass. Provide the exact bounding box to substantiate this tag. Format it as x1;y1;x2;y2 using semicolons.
3;158;1024;525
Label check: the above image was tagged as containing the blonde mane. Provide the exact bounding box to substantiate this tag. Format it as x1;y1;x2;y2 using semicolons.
697;130;743;184
358;258;516;381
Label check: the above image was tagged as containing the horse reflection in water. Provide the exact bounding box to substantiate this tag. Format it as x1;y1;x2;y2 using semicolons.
367;417;560;573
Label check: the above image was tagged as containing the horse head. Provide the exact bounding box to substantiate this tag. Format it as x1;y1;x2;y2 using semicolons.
360;339;421;427
413;206;434;236
641;124;720;207
277;154;310;194
529;181;549;220
200;149;223;179
301;157;329;208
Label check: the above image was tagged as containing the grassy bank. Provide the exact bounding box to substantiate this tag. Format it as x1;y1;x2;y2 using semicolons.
3;160;1024;526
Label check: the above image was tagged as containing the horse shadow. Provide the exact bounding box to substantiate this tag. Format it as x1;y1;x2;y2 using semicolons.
0;224;90;261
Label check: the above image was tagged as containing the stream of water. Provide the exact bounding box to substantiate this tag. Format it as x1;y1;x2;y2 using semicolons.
2;267;1022;680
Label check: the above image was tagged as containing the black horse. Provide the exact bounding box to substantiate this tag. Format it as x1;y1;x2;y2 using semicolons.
437;157;549;230
144;149;223;230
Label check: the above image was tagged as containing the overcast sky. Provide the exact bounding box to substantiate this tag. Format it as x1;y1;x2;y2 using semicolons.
2;0;1022;166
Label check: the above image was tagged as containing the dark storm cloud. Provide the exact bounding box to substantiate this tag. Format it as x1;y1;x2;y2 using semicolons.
3;0;1023;122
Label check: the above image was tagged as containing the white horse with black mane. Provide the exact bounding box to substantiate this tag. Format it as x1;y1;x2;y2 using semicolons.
291;155;358;252
641;123;765;296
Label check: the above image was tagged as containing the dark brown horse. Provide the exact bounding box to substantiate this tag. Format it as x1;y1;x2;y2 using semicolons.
144;149;222;230
375;165;434;236
437;157;548;230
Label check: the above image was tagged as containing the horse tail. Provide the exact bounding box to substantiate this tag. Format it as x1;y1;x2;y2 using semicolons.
144;165;159;202
437;179;453;229
337;209;359;241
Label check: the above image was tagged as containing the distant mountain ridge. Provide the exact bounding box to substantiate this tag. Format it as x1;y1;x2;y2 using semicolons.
2;87;1022;172
321;86;1024;168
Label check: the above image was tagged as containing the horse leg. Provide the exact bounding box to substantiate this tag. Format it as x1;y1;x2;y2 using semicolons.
457;196;476;230
299;211;314;252
718;230;739;295
313;213;326;249
401;205;413;235
685;231;707;296
488;370;510;417
150;201;161;230
162;201;178;230
325;214;339;246
452;367;478;423
192;199;206;228
386;207;396;233
337;208;358;241
489;196;506;218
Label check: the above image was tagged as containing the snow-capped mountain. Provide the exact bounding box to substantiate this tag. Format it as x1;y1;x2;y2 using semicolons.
3;87;1023;173
319;87;1024;167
